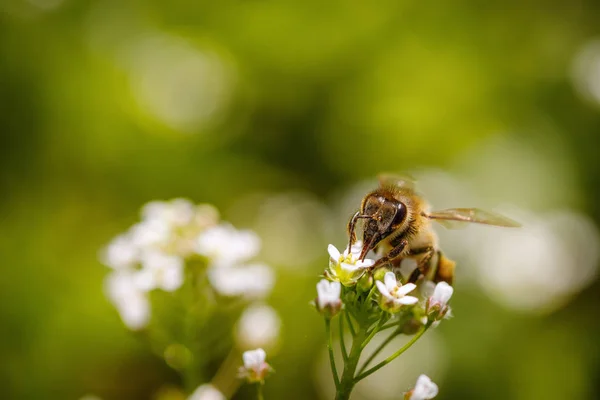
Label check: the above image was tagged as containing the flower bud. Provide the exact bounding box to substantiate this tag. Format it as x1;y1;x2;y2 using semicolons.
239;348;273;383
373;267;391;282
315;279;342;318
426;282;453;322
357;272;374;292
236;304;281;350
400;318;423;335
404;374;439;399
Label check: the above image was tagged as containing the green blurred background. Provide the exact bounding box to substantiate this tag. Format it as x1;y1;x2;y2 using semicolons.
2;0;600;399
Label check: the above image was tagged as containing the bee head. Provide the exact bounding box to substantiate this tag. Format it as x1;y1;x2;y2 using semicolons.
358;193;408;260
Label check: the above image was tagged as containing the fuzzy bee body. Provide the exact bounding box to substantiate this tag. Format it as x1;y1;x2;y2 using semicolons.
348;174;520;285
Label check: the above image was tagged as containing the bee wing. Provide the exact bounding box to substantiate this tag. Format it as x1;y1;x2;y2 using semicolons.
426;208;521;229
377;172;417;190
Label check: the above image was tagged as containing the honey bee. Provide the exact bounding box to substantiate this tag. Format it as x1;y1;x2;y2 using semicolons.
347;174;521;285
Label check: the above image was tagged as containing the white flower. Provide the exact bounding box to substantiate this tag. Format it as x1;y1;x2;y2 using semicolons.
327;242;375;286
243;348;266;369
406;374;439;400
431;282;453;305
316;279;342;317
236;304;281;350
424;281;453;322
105;272;150;330
135;250;185;292
129;219;171;248
101;234;138;270
208;263;274;298
142;198;196;227
240;348;271;383
197;223;261;265
188;384;226;400
376;272;418;313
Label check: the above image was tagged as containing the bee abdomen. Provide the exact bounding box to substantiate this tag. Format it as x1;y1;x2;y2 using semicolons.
434;252;456;285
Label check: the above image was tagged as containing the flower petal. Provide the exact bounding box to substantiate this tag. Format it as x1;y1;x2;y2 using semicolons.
189;384;226;400
397;282;417;296
432;282;454;305
243;348;266;369
340;262;360;272
376;280;391;298
412;374;439;399
357;258;375;268
327;244;341;260
397;295;419;305
317;279;341;308
383;272;397;292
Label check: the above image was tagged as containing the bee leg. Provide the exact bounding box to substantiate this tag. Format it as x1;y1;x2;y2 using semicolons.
369;238;408;270
405;246;435;283
407;267;421;284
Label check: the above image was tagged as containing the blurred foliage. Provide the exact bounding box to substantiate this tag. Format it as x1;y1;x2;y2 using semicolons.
2;0;600;399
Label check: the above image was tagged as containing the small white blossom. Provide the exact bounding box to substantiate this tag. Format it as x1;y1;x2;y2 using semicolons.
197;223;261;265
236;304;281;350
326;242;375;286
243;348;266;369
376;272;418;313
129;219;172;248
315;279;342;317
431;282;453;305
192;204;220;228
405;374;439;400
240;348;271;383
105;271;150;330
142;198;196;227
101;234;138;270
188;384;226;400
208;263;274;298
426;282;453;322
135;250;185;292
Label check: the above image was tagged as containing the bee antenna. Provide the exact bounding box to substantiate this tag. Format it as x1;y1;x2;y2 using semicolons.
347;212;371;251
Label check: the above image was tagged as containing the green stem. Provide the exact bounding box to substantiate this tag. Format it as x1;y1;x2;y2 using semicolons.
357;327;400;376
380;319;405;331
325;319;340;389
361;313;387;349
211;348;242;399
339;313;348;362
335;325;368;400
345;310;356;337
354;323;431;382
362;285;378;312
183;270;209;392
256;383;264;400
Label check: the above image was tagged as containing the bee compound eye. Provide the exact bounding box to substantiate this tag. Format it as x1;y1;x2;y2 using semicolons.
394;202;407;225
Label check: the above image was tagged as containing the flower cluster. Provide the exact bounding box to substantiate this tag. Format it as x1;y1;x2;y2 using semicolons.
101;198;275;331
318;242;455;322
316;242;454;400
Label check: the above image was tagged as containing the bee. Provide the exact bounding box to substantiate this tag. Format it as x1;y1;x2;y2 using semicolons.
347;174;521;285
